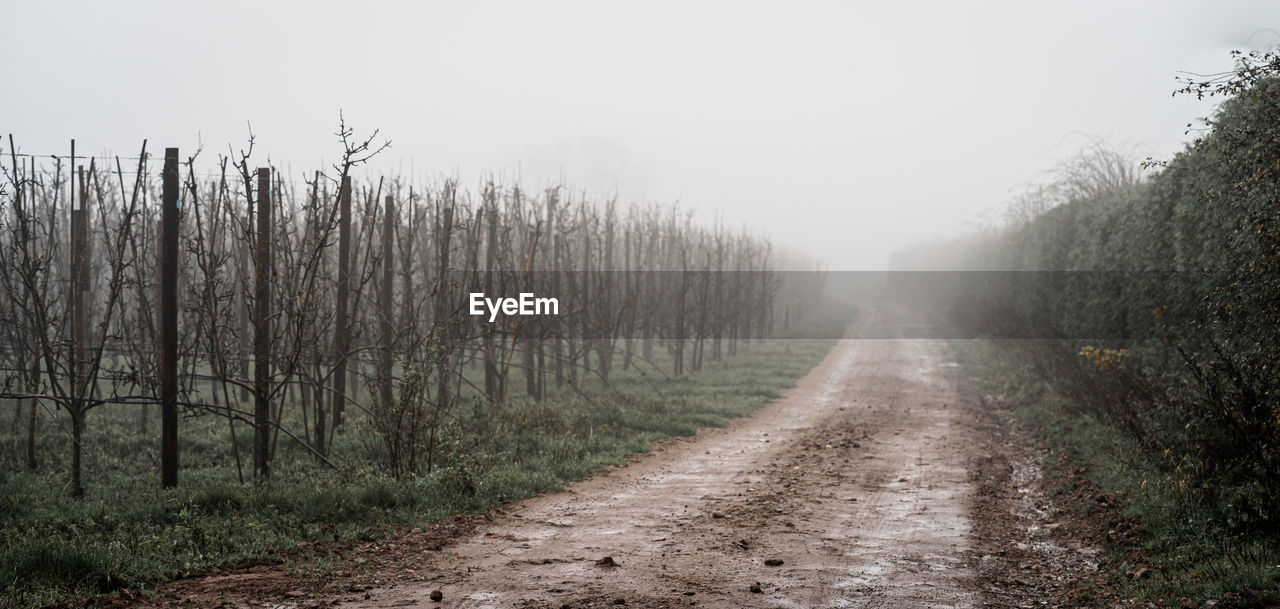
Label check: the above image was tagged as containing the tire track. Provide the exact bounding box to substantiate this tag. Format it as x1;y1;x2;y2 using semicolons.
334;306;982;609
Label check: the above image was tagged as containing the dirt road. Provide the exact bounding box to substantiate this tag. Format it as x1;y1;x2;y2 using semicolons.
138;307;1115;609
339;307;988;608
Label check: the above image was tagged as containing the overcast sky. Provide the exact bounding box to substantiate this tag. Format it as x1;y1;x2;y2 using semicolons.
4;1;1278;269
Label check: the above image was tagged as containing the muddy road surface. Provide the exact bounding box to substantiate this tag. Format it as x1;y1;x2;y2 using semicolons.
336;306;993;608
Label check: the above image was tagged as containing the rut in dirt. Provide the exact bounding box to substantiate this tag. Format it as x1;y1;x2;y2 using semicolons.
324;306;984;609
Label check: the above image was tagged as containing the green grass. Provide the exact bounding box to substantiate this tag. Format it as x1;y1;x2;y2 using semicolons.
0;303;851;608
952;339;1280;605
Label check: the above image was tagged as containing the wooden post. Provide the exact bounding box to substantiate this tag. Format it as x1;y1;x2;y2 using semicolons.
522;221;540;401
431;203;454;473
713;236;724;362
399;190;416;342
379;195;396;411
694;252;711;371
332;176;351;430
595;208;614;380
253;167;272;478
160;148;180;487
622;229;635;372
483;200;499;402
578;210;592;377
68;140;86;498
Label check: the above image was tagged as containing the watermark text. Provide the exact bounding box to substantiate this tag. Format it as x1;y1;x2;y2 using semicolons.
469;292;559;323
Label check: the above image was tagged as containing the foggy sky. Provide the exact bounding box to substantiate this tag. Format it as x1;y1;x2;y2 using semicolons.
4;1;1278;269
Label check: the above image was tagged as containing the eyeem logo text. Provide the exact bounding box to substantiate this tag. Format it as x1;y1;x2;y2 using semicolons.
469;293;560;323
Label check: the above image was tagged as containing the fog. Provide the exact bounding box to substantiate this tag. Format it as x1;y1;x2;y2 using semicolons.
4;1;1278;269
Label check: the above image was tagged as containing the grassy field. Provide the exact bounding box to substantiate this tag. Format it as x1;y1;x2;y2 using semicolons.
952;339;1280;605
0;307;849;608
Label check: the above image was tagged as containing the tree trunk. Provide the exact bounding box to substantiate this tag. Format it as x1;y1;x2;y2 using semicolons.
253;168;273;478
332;176;352;430
70;407;84;498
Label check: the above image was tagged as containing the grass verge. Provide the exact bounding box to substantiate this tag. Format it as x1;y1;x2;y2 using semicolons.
0;305;851;609
952;338;1280;606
